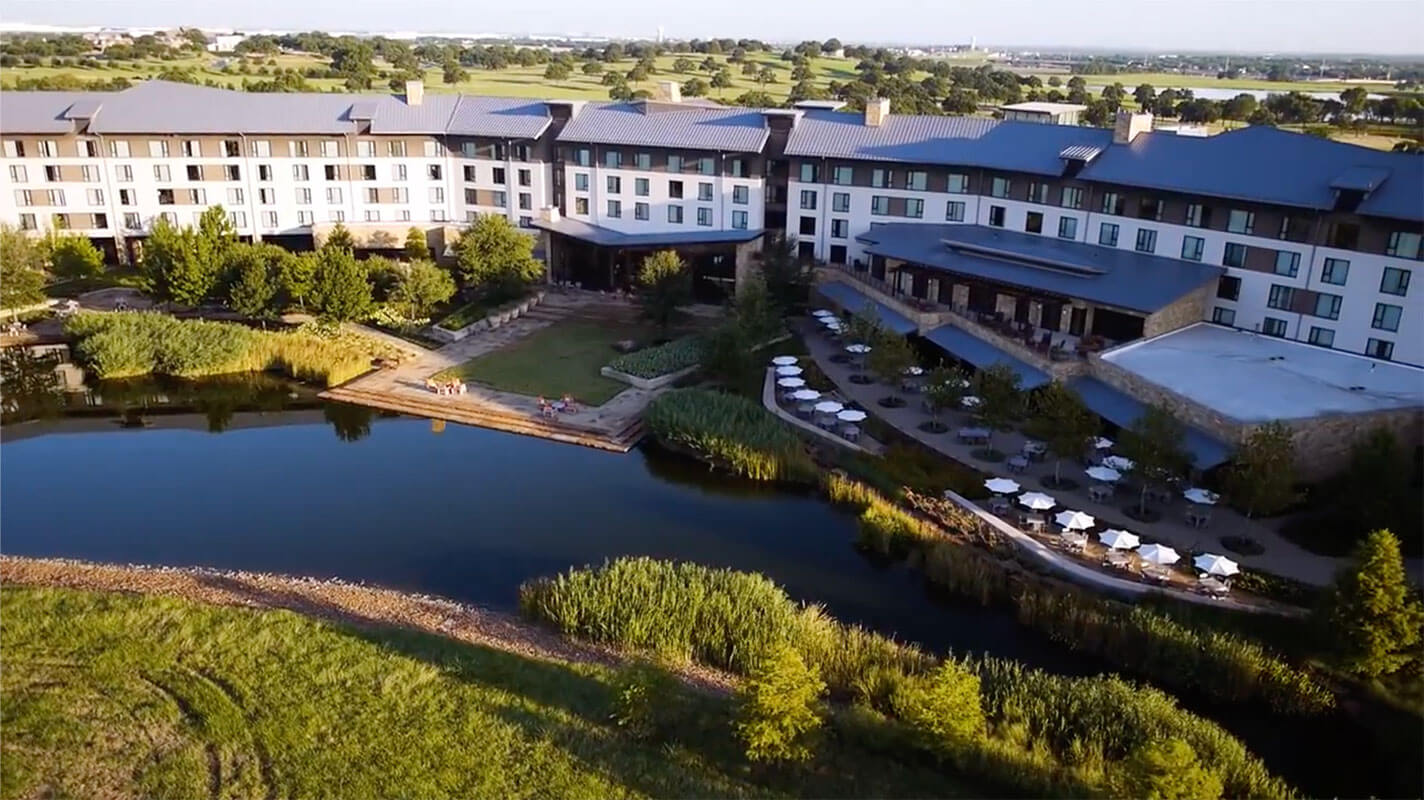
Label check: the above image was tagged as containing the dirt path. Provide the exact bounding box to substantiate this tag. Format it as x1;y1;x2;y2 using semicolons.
0;556;734;693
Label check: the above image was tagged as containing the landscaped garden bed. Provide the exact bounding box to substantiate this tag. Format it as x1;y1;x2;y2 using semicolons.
602;335;705;387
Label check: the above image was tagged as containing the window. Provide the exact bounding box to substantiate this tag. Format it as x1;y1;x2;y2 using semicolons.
394;187;409;203
461;142;477;158
44;165;61;183
329;210;345;223
733;185;749;205
947;173;969;194
116;165;133;182
1227;209;1255;235
259;188;275;205
2;140;20;158
636;152;652;170
1222;243;1247;268
1134;228;1157;253
394;164;407;181
1387;231;1422;259
697;207;713;226
463;165;478;182
228;211;246;227
872;196;890;216
798;163;817;182
109;140;130;158
669;180;683;199
1261;317;1288;337
427;164;442;180
1098;222;1119;246
607;199;621;218
1313;293;1342;320
292;140;311;157
729;158;745;177
668;155;684;172
251;140;272;158
604;151;622;168
356;141;375;158
295;188;311;205
1326;222;1359;250
160;212;178;226
1307;327;1334;347
1372;303;1402;332
1278;216;1310;242
635;202;649;221
574;173;589;192
514;169;530;187
82;165;100;183
732;210;749;230
635;178;650;197
227;188;244;205
7;165;25;182
988;205;1005;228
574;148;591;166
326;187;342;204
364;210;381;222
607;175;621;194
13;189;31;207
296;211;313;225
906;198;924;219
1184;203;1210;228
1026;182;1048;204
1320;258;1349;285
1380;267;1411;296
360;165;376;180
430;187;446;204
119;189;135;206
321;141;338;158
575;197;589;215
832;166;853;185
80;140;99;158
1136;196;1163;220
1211;307;1236;326
513;144;530;162
45;189;64;206
1266;284;1294;310
1101;192;1124;215
124;213;141;230
258;164;272;181
494;144;508;160
907;171;928;191
800;190;817;210
261;211;278;228
51;213;70;230
799;216;816;236
154;165;171;182
292;164;309;181
519;193;531;210
829;192;849;212
698;182;713;202
183;164;201;181
1365;339;1394;360
1274;250;1300;277
831;218;848;238
1181;235;1204;261
698;158;714;175
990;177;1010;198
1025;211;1043;234
1060;186;1083;209
157;189;175;205
148;140;169;158
668;205;683;224
224;165;241;181
1058;217;1078;240
946;201;965;222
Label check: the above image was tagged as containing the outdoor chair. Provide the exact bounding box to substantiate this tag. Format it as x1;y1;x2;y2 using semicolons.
1006;456;1029;474
1088;484;1113;503
988;497;1011;514
842;425;861;443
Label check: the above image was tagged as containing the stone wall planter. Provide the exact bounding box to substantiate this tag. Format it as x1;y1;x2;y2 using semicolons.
428;291;544;343
600;363;700;391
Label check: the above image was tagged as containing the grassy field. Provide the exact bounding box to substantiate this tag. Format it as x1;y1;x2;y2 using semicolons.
0;585;984;799
435;319;652;405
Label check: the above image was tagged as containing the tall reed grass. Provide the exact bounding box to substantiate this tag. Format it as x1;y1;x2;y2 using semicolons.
643;388;816;482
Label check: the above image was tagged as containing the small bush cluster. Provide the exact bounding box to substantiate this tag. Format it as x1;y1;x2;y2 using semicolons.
607;335;705;379
608;659;682;740
643;388;816;482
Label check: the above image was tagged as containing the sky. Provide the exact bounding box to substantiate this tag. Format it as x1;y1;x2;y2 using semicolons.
3;0;1421;55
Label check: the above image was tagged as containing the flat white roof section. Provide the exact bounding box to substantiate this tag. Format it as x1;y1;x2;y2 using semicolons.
1101;323;1424;422
1000;101;1088;114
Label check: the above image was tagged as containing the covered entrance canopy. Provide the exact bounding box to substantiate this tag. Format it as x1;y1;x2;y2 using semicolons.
925;324;1052;389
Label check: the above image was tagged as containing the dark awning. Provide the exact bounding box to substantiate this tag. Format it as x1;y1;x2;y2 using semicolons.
924;324;1051;390
816;281;918;335
1068;376;1233;470
531;216;764;248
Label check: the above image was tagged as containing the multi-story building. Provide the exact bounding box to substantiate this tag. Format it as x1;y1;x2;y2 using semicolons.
2;80;1420;474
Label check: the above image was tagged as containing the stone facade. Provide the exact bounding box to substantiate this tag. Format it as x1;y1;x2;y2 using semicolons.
1143;285;1211;339
1265;407;1423;482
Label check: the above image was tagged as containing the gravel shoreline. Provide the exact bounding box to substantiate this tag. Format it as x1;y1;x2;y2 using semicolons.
0;555;734;693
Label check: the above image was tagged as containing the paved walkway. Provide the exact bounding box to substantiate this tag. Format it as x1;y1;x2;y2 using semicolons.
800;321;1346;586
760;367;882;455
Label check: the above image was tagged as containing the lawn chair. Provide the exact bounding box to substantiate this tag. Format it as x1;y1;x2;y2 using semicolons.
841;425;861;443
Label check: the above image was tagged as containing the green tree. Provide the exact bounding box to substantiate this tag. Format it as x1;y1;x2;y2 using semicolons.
403;226;431;261
1119;405;1191;516
867;331;916;385
1133;83;1156;108
924;364;970;418
673;56;694;73
544;61;572;81
1024;381;1098;486
710;70;733;90
636;249;692;335
323;222;355;253
757;233;812;312
889;660;985;756
278;251;317;310
1336;428;1415;544
0;225;49;313
453;215;543;295
194;205;237;284
1114;738;1223;800
1226;421;1297;518
225;247;279;322
581;60;603;75
394;260;456;322
1323;529;1424;678
609;659;681;740
735;644;825;764
757;66;778;85
310;244;373;323
441;61;469;84
47;234;104;279
681;77;710;97
140;217;214;307
972;363;1022;457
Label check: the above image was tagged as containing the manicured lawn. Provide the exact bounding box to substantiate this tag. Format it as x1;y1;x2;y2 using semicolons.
0;586;984;799
436;320;652;405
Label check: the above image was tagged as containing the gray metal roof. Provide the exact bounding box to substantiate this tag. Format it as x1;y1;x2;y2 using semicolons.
924;324;1052;390
784;110;1113;175
856;223;1222;314
816;281;918;335
1330;165;1392;192
366;93;461;134
531;216;765;247
556;101;770;152
1079;125;1423;223
1068;376;1231;469
86;81;357;134
0;91;106;133
444;96;551;139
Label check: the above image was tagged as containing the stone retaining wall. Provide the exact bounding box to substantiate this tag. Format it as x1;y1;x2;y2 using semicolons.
428;291;544;343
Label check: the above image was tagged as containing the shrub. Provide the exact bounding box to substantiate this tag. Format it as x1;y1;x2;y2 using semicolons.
609;659;681;740
890;659;986;756
1113;738;1225;800
643;388;815;482
607;335;705;379
735;644;826;763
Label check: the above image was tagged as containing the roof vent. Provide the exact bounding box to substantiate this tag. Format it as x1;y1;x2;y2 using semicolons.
405;80;424;107
864;97;890;127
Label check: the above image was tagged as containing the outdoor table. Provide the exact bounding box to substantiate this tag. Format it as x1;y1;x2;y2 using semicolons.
988;496;1011;514
1105;550;1134;569
1006;455;1029;474
956;427;990;444
1021;515;1047;533
1186;508;1212;528
1022;440;1047;456
1088;484;1114;503
796;403;815;419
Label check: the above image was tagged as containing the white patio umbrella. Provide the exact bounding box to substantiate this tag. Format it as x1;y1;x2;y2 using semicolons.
813;309;835;317
1093;436;1114;450
845;343;872;354
814;400;845;414
820;316;841;326
791;389;821;401
770;355;799;366
1138;543;1180;565
1193;553;1240;577
961;395;982;409
902;366;925;376
776;377;806;388
837;409;868;423
1183;487;1221;505
1018;491;1057;510
1055;510;1097;531
775;365;804;377
1085;465;1122;483
1102;455;1135;472
984;477;1021;494
1097;528;1140;549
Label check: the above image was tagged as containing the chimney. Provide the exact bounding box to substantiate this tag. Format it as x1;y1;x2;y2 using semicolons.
1113;110;1152;144
864;97;890;127
656;80;681;103
405;80;424;106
